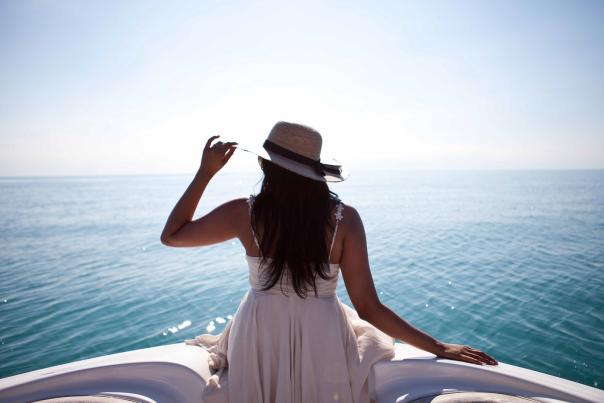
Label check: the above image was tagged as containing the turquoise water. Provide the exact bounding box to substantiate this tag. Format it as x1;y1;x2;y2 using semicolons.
0;170;602;389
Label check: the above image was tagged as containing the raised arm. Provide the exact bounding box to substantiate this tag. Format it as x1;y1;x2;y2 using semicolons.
160;135;243;247
339;206;498;366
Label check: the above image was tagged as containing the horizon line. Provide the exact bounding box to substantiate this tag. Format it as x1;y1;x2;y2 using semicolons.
1;167;603;180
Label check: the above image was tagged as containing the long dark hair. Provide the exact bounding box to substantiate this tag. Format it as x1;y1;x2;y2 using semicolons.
251;158;340;298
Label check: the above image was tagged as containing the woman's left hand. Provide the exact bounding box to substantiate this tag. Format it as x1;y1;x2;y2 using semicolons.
436;342;498;366
199;135;237;178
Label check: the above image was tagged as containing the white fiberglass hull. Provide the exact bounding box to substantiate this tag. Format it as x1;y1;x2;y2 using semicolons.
0;342;602;403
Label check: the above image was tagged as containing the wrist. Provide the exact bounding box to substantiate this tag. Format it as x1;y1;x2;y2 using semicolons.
431;340;446;356
196;167;215;181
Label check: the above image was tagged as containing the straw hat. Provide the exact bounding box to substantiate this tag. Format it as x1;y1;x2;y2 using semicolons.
239;121;347;182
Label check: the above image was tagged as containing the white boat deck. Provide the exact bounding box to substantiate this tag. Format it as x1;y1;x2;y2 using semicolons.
0;342;602;403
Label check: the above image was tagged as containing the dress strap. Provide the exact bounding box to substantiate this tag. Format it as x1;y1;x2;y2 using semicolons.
328;201;344;261
247;195;261;251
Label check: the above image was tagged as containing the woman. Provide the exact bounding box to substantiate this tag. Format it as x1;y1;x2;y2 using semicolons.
161;121;498;403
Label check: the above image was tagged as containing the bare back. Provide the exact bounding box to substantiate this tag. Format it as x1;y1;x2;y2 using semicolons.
242;197;346;266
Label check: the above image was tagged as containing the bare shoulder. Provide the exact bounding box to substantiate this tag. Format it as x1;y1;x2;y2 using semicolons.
339;202;364;233
231;197;251;207
216;197;250;237
207;197;250;224
224;197;250;215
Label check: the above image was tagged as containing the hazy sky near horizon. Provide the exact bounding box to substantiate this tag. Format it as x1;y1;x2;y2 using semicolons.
1;0;603;176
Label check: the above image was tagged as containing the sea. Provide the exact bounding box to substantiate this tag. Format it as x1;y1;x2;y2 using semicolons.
0;170;602;389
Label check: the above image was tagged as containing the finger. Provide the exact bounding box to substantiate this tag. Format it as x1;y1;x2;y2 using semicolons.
460;353;485;365
464;351;489;364
468;351;497;366
478;351;498;365
222;146;236;164
215;141;237;151
467;347;498;364
205;135;220;149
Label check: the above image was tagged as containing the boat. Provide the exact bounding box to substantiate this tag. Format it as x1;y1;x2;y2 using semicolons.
0;341;602;402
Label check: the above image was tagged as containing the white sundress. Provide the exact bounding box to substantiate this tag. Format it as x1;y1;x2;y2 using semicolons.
185;196;396;403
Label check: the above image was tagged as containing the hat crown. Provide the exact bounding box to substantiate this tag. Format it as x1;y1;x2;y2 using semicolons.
267;121;322;161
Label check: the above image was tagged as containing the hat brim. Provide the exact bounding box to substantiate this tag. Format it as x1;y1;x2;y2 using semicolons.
237;143;348;182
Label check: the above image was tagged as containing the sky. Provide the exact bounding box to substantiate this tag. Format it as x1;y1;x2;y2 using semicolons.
0;0;603;176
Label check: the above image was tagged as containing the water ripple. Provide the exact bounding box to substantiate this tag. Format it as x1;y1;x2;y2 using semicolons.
0;171;602;389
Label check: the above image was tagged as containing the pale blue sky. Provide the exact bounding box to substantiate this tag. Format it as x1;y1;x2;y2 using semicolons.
1;0;603;176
